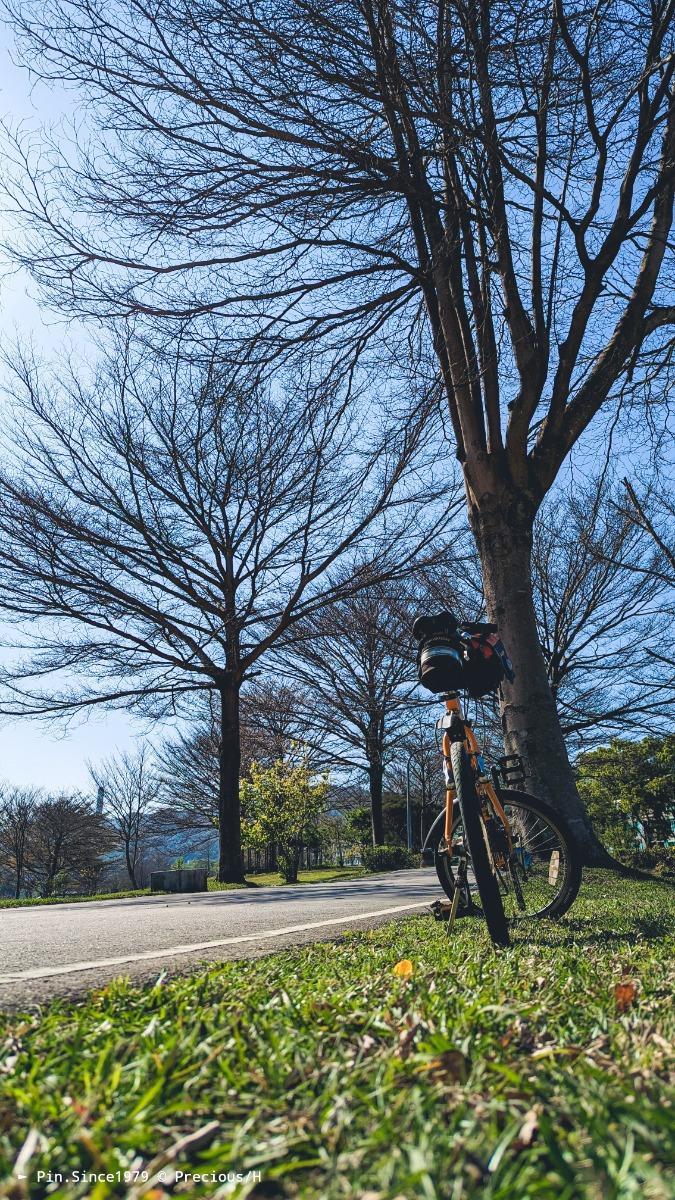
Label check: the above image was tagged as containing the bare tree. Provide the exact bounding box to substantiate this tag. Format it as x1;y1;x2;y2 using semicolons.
0;784;39;897
27;792;110;897
4;0;675;859
0;339;454;880
89;746;160;888
622;479;675;584
157;682;320;834
533;482;675;749
282;577;436;845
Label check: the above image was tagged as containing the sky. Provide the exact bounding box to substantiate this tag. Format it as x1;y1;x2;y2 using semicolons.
0;27;148;792
0;21;669;790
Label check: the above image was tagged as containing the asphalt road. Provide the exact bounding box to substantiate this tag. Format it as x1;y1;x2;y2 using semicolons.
0;868;442;1010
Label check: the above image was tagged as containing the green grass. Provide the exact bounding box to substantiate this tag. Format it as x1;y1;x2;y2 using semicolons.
1;872;674;1199
0;889;154;908
0;868;368;907
208;866;368;889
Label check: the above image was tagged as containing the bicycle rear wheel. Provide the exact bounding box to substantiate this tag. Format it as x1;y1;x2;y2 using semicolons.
436;789;581;920
450;741;510;948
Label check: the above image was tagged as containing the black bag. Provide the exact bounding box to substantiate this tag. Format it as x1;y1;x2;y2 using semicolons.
462;632;515;698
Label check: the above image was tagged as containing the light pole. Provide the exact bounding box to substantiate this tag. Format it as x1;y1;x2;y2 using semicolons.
405;755;416;851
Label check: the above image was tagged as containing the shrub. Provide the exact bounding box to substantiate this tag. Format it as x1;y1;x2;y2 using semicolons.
361;845;417;872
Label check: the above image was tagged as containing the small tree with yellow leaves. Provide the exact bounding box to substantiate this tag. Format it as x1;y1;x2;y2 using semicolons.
241;760;328;883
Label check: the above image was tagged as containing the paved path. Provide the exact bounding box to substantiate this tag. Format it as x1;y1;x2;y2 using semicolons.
0;869;441;1009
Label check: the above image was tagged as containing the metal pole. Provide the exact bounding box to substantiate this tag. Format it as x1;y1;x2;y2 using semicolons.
406;756;414;850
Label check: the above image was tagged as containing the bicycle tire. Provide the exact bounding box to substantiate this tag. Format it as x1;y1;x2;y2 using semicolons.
436;788;582;920
450;740;510;948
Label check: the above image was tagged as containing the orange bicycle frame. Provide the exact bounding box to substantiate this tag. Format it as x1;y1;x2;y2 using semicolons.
441;695;513;853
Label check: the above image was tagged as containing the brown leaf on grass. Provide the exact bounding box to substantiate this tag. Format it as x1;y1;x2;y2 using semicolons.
615;980;638;1013
417;1050;469;1084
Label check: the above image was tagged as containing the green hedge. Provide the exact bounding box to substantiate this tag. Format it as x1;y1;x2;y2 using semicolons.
360;844;417;871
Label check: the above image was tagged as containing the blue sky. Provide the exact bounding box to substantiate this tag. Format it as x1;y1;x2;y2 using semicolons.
0;26;149;791
0;20;667;791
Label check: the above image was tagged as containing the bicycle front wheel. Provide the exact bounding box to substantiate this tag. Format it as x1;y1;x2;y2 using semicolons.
450;741;510;948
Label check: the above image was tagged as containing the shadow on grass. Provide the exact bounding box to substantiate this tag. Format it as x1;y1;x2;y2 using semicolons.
513;910;673;949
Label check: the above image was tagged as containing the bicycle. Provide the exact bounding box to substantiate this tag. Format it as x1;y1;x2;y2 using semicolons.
413;611;582;948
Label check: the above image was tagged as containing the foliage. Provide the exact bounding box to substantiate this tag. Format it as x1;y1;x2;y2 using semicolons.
241;761;329;882
0;874;673;1198
343;805;372;850
576;735;675;854
360;844;417;871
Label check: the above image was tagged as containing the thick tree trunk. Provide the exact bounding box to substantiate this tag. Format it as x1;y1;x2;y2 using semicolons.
471;496;612;867
218;680;246;883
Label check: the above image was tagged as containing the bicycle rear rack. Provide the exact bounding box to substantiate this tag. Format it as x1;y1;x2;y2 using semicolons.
495;754;527;791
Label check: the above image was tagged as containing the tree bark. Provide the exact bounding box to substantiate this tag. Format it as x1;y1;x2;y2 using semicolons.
368;760;384;846
218;680;246;883
125;845;138;889
366;712;385;846
471;493;613;866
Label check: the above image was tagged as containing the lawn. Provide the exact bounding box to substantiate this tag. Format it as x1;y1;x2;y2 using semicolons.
0;868;368;908
208;866;368;889
1;871;673;1199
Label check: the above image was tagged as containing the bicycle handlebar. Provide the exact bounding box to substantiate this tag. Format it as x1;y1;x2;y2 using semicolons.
412;610;497;643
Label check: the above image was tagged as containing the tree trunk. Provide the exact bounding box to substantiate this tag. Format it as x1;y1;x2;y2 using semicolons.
471;496;612;866
125;845;138;889
368;761;384;846
218;680;246;883
366;711;385;846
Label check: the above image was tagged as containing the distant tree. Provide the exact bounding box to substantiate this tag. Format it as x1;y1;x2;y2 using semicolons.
0;340;449;881
387;713;446;850
241;760;328;883
28;793;111;897
89;746;160;888
343;805;373;854
283;578;429;845
0;785;39;897
157;682;325;836
576;736;675;856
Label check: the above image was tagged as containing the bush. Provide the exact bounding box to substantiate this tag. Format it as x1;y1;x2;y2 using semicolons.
361;845;417;872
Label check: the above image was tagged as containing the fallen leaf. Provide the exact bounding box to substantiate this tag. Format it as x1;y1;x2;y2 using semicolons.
515;1108;539;1148
615;980;638;1013
396;1025;417;1059
393;959;414;978
417;1050;469;1083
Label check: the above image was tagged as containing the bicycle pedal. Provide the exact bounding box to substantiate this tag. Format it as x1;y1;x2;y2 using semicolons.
430;897;472;921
